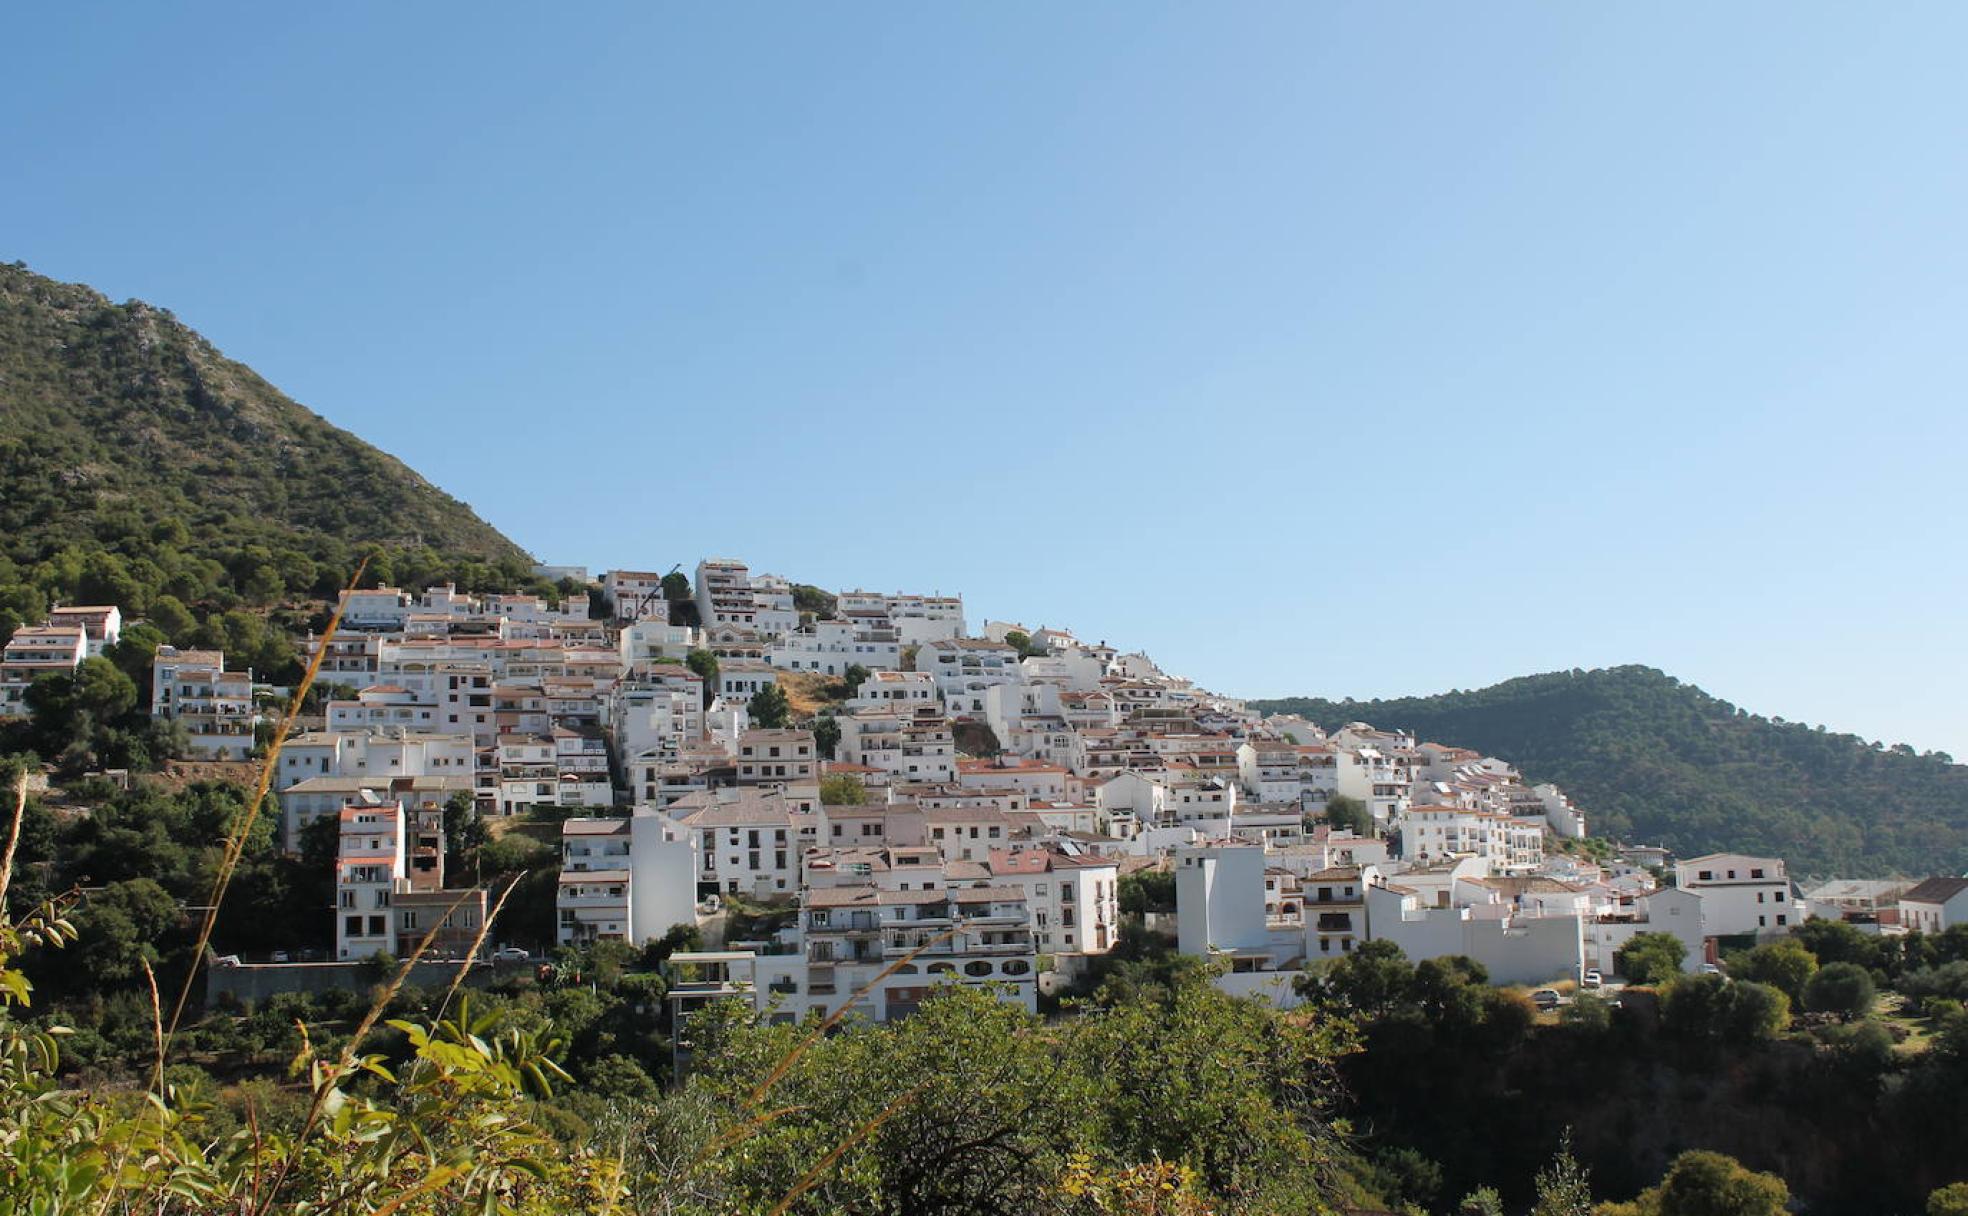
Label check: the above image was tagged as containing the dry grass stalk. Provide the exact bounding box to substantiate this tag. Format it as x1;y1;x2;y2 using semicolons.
165;557;368;1045
744;923;959;1107
0;767;26;911
763;1081;926;1216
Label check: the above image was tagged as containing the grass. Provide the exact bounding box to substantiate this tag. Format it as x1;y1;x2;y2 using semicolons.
777;671;849;717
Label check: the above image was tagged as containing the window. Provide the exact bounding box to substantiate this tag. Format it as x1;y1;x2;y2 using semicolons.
345;916;364;937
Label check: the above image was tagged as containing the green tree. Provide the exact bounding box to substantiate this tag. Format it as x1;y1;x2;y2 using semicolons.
441;790;487;880
1651;1149;1789;1216
819;772;868;806
1929;1182;1968;1216
661;571;690;601
684;648;718;707
584;1053;659;1101
70;877;180;985
1304;937;1414;1018
1661;975;1790;1044
842;663;871;695
1616;931;1687;984
812;714;841;759
1794;917;1882;970
1460;1186;1505;1216
1322;795;1374;836
747;683;790;729
1728;939;1818;1005
148;594;197;640
1117;870;1177;917
1530;1133;1593;1216
1803;961;1876;1021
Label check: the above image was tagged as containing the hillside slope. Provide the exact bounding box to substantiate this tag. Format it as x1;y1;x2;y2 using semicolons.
0;260;523;567
1255;665;1968;878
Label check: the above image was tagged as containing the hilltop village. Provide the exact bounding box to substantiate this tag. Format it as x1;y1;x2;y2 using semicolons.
6;558;1964;1019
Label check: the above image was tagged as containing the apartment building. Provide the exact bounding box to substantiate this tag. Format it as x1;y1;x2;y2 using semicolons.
835;706;956;784
987;848;1120;954
1673;853;1801;937
918;637;1023;717
334;800;484;961
0;625;86;718
671;786;807;898
556;810;700;946
150;646;257;759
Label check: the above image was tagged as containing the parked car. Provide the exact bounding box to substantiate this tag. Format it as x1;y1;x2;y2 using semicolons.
491;946;530;963
1581;969;1604;989
269;950;291;964
1700;962;1723;976
212;954;242;969
1531;988;1563;1011
698;894;722;915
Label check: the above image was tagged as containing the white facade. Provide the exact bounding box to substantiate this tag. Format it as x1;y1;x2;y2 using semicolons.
988;848;1121;955
151;646;257;759
917;638;1023;717
1586;887;1705;977
558;810;702;946
767;618;901;675
1673;854;1801;937
846;670;938;712
0;625;87;718
1900;877;1968;935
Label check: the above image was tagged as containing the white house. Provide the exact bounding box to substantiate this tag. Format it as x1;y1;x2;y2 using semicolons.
557;809;701;946
601;569;672;622
1900;877;1968;935
150;646;257;759
0;625;87;718
1673;853;1801;938
1585;887;1704;977
846;669;938;712
988;847;1121;955
917;638;1023;717
671;786;807;898
768;618;902;676
694;558;758;631
45;605;122;657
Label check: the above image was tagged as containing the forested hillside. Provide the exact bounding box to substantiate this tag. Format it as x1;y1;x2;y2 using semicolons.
1255;665;1968;878
0;262;551;685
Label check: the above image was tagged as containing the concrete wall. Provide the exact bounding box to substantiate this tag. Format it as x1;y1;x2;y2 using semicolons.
1212;969;1307;1009
205;959;523;1007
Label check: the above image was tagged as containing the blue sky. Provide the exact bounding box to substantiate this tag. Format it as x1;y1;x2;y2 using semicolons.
6;5;1967;754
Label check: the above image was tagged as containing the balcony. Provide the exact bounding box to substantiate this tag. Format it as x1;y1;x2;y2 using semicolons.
560;891;629;909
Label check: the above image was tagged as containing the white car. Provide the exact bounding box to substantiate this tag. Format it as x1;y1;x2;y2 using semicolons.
1531;988;1564;1011
491;947;530;963
1581;970;1604;989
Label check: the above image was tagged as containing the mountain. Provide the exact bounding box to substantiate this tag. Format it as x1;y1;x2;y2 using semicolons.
1253;665;1968;879
0;261;525;571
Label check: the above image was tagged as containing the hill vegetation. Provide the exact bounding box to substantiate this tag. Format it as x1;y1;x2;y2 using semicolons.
1255;665;1968;877
0;261;536;655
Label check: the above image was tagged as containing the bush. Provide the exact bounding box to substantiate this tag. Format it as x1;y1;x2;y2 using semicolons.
1804;961;1876;1021
1617;932;1687;985
1661;975;1789;1044
1728;940;1817;1005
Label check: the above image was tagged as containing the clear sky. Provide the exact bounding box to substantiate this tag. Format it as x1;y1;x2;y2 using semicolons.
5;5;1967;754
